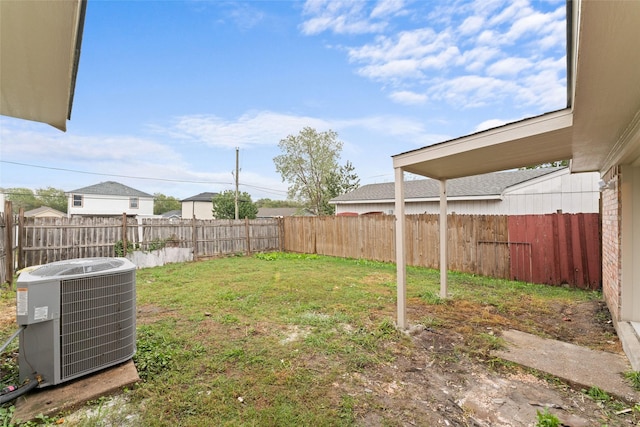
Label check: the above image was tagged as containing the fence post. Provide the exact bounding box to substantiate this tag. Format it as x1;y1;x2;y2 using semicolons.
17;208;24;270
192;215;198;260
245;217;251;255
278;217;284;252
4;201;13;287
121;213;128;256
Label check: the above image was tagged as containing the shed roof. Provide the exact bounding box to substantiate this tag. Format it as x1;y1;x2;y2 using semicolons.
68;181;153;198
24;206;66;217
332;167;564;203
161;209;182;218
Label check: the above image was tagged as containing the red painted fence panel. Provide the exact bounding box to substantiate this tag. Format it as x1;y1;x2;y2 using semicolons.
507;214;600;290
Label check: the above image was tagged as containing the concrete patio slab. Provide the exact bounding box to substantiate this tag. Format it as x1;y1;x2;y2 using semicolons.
12;360;139;424
494;329;640;403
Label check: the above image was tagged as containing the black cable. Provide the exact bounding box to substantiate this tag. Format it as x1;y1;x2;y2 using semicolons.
0;375;40;404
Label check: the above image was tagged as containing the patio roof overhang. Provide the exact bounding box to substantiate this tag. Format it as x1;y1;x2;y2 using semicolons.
393;109;573;180
0;0;86;131
392;0;640;329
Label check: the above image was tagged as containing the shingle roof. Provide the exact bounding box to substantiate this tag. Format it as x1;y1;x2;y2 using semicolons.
331;167;565;203
181;192;219;202
161;209;182;218
257;207;298;218
68;181;153;197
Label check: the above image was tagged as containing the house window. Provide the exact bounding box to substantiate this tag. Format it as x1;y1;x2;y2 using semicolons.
73;194;83;207
129;197;139;209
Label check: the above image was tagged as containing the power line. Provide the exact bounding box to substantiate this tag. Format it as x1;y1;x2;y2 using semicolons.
0;159;289;196
0;160;233;185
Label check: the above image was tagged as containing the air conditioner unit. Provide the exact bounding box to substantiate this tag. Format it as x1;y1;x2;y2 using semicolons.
16;258;136;387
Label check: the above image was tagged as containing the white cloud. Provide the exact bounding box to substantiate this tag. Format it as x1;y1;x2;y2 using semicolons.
159;112;331;148
389;90;428;105
328;0;567;114
370;0;407;19
300;0;387;35
474;118;508;132
459;15;484;35
486;57;532;76
428;75;519;108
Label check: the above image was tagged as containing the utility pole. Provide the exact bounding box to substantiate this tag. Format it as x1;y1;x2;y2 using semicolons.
234;147;239;220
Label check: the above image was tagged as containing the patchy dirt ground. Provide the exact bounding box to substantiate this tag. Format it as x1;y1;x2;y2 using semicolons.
336;299;636;427
2;295;637;426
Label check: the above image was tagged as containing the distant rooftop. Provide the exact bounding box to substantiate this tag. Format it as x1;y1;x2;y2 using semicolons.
331;167;565;203
181;192;219;202
68;181;153;198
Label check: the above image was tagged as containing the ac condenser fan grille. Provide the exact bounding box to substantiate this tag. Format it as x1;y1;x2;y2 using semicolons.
31;259;127;278
60;271;136;382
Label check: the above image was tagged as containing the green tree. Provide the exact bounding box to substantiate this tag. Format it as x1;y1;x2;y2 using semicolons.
273;127;359;215
35;187;67;213
255;198;302;208
323;160;360;215
212;190;258;219
154;193;181;215
521;160;569;169
5;188;39;213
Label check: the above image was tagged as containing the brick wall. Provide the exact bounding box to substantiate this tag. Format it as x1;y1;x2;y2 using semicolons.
601;167;621;321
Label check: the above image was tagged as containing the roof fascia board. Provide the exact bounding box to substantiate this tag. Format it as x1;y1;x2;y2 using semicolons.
601;108;640;173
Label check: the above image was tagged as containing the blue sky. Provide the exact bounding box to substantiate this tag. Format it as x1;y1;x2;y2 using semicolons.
0;0;567;201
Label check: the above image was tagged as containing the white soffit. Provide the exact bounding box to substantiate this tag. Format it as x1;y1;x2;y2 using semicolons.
392;109;573;180
570;0;640;173
0;0;85;131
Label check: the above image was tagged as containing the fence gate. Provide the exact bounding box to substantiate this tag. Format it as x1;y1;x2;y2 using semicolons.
507;214;601;290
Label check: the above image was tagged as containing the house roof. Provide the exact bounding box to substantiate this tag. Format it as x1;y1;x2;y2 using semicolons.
257;207;299;218
392;1;640;179
332;167;564;203
24;206;66;217
181;192;219;202
0;0;86;131
68;181;153;198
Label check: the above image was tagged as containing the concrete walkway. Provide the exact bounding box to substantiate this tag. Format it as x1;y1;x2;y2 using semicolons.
494;329;640;403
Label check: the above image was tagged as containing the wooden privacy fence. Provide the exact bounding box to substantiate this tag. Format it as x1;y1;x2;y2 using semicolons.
1;208;600;290
0;211;8;285
284;214;510;277
283;213;601;290
2;214;282;284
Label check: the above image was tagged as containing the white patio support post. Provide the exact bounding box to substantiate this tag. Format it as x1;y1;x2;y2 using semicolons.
439;179;448;298
394;167;407;329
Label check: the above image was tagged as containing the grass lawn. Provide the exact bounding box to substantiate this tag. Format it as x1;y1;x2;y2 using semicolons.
0;253;618;426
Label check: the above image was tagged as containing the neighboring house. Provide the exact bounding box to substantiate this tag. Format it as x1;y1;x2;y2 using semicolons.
257;207;299;218
332;167;599;216
24;206;66;218
161;210;182;220
67;181;154;217
181;192;218;220
391;1;640;369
